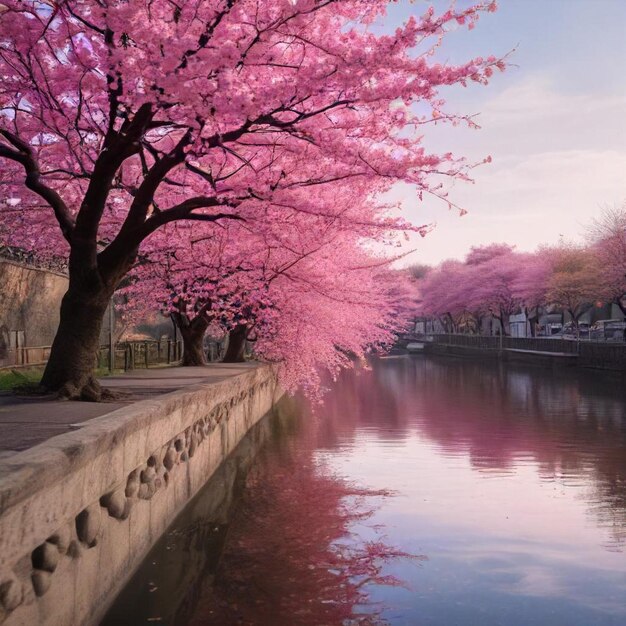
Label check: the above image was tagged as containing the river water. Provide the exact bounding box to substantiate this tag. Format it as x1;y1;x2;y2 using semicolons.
102;355;626;626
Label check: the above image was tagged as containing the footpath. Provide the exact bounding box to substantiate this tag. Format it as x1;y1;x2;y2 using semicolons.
0;363;257;456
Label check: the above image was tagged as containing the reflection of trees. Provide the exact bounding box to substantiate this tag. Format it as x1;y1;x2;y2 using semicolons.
310;360;411;449
103;357;626;625
314;357;626;548
103;398;417;626
190;399;418;626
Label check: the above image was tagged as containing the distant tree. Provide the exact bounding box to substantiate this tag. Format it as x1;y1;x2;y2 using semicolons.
545;245;604;329
465;243;514;267
463;244;519;335
509;251;552;336
418;260;468;332
587;204;626;316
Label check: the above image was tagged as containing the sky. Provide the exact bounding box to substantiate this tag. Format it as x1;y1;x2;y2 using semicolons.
381;0;626;266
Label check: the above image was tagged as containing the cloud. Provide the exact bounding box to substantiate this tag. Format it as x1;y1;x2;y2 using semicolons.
483;75;626;128
394;75;626;264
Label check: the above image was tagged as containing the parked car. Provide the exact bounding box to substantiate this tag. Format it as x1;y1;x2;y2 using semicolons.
551;322;590;340
589;320;626;342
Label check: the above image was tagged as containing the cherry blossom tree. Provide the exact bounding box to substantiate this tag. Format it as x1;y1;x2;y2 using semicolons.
416;238;617;339
418;260;469;332
121;221;266;366
0;0;501;398
121;181;416;374
417;245;554;336
463;244;520;335
509;251;552;335
544;244;605;330
124;216;415;395
587;205;626;315
417;245;521;334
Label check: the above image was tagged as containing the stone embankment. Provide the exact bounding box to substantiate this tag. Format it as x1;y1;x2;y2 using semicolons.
0;364;281;626
405;334;626;372
0;260;68;366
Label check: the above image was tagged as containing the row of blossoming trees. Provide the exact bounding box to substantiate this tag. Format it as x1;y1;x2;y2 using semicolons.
0;0;501;400
414;207;626;336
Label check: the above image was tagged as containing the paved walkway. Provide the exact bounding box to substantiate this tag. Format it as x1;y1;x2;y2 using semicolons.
0;364;257;456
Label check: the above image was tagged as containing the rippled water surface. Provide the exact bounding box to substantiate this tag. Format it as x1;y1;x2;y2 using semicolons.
103;356;626;625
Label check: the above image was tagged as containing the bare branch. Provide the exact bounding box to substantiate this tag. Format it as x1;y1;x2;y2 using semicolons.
0;129;75;242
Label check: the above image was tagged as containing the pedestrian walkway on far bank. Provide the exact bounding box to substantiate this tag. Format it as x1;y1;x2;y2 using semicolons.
0;364;258;456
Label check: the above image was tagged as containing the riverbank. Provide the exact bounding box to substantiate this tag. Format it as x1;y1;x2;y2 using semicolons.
0;363;282;626
0;364;259;455
425;342;579;368
412;334;626;372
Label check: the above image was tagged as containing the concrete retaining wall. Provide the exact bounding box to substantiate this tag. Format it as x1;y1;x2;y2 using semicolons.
0;261;68;364
424;343;588;370
421;334;626;372
579;342;626;370
0;365;282;626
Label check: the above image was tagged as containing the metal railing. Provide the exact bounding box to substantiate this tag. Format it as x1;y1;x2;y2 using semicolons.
503;336;580;354
1;339;184;371
96;340;184;371
426;334;500;350
422;333;625;359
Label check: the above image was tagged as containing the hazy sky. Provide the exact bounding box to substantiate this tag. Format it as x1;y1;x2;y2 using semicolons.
381;0;626;265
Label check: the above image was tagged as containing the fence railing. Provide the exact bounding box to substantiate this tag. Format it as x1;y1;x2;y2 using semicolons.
423;333;625;357
1;339;185;371
96;340;184;371
425;334;500;350
503;336;580;354
578;341;626;368
1;345;53;368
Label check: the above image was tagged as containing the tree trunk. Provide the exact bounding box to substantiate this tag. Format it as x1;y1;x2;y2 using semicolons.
40;282;112;400
498;309;509;336
40;238;135;400
223;324;247;363
475;314;483;335
176;318;209;366
528;308;537;337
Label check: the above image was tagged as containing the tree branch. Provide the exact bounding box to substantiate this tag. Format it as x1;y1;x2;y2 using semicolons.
0;129;75;243
117;129;193;239
99;196;245;271
74;103;154;262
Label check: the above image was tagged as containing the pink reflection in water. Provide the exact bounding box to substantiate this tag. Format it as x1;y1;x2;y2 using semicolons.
105;356;626;626
188;410;421;626
305;356;626;624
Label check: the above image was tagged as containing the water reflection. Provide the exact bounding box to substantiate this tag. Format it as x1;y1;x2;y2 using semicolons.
104;356;626;626
310;356;626;625
102;397;416;626
322;357;626;548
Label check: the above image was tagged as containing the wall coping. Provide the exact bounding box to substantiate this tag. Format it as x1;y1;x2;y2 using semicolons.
0;364;273;513
0;362;281;625
0;365;279;564
0;258;68;280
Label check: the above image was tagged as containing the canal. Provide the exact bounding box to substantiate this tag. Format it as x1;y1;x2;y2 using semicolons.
102;355;626;625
